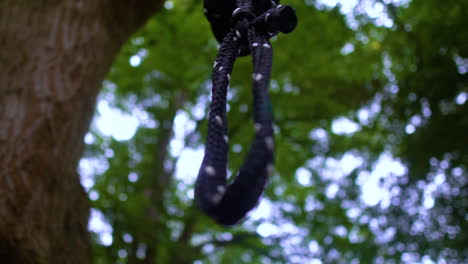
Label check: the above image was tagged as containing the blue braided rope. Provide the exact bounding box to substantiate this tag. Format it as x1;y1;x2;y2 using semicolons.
196;0;297;226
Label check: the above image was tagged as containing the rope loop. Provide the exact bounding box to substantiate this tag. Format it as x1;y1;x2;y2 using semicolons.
231;8;255;37
196;0;297;226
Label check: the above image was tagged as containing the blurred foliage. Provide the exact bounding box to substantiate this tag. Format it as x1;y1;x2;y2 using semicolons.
84;0;467;263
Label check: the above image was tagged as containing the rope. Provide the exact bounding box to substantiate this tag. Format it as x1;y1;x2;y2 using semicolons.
195;0;297;226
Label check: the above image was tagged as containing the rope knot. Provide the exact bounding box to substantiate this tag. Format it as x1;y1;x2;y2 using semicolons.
230;7;255;55
255;5;297;35
231;7;255;38
204;0;297;56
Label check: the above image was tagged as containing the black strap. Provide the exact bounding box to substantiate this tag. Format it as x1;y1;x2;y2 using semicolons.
195;0;297;226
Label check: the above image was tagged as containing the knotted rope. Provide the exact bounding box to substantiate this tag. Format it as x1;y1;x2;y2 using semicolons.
195;0;297;226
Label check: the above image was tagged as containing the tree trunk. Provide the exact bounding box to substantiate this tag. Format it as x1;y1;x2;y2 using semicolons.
0;0;163;263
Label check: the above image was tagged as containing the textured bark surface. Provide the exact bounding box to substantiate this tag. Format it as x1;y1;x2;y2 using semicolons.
0;0;163;263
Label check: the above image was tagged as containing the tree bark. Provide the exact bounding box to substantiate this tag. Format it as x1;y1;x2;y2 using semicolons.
0;0;163;263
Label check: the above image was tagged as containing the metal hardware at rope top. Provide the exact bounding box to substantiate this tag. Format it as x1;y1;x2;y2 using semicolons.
195;0;297;226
